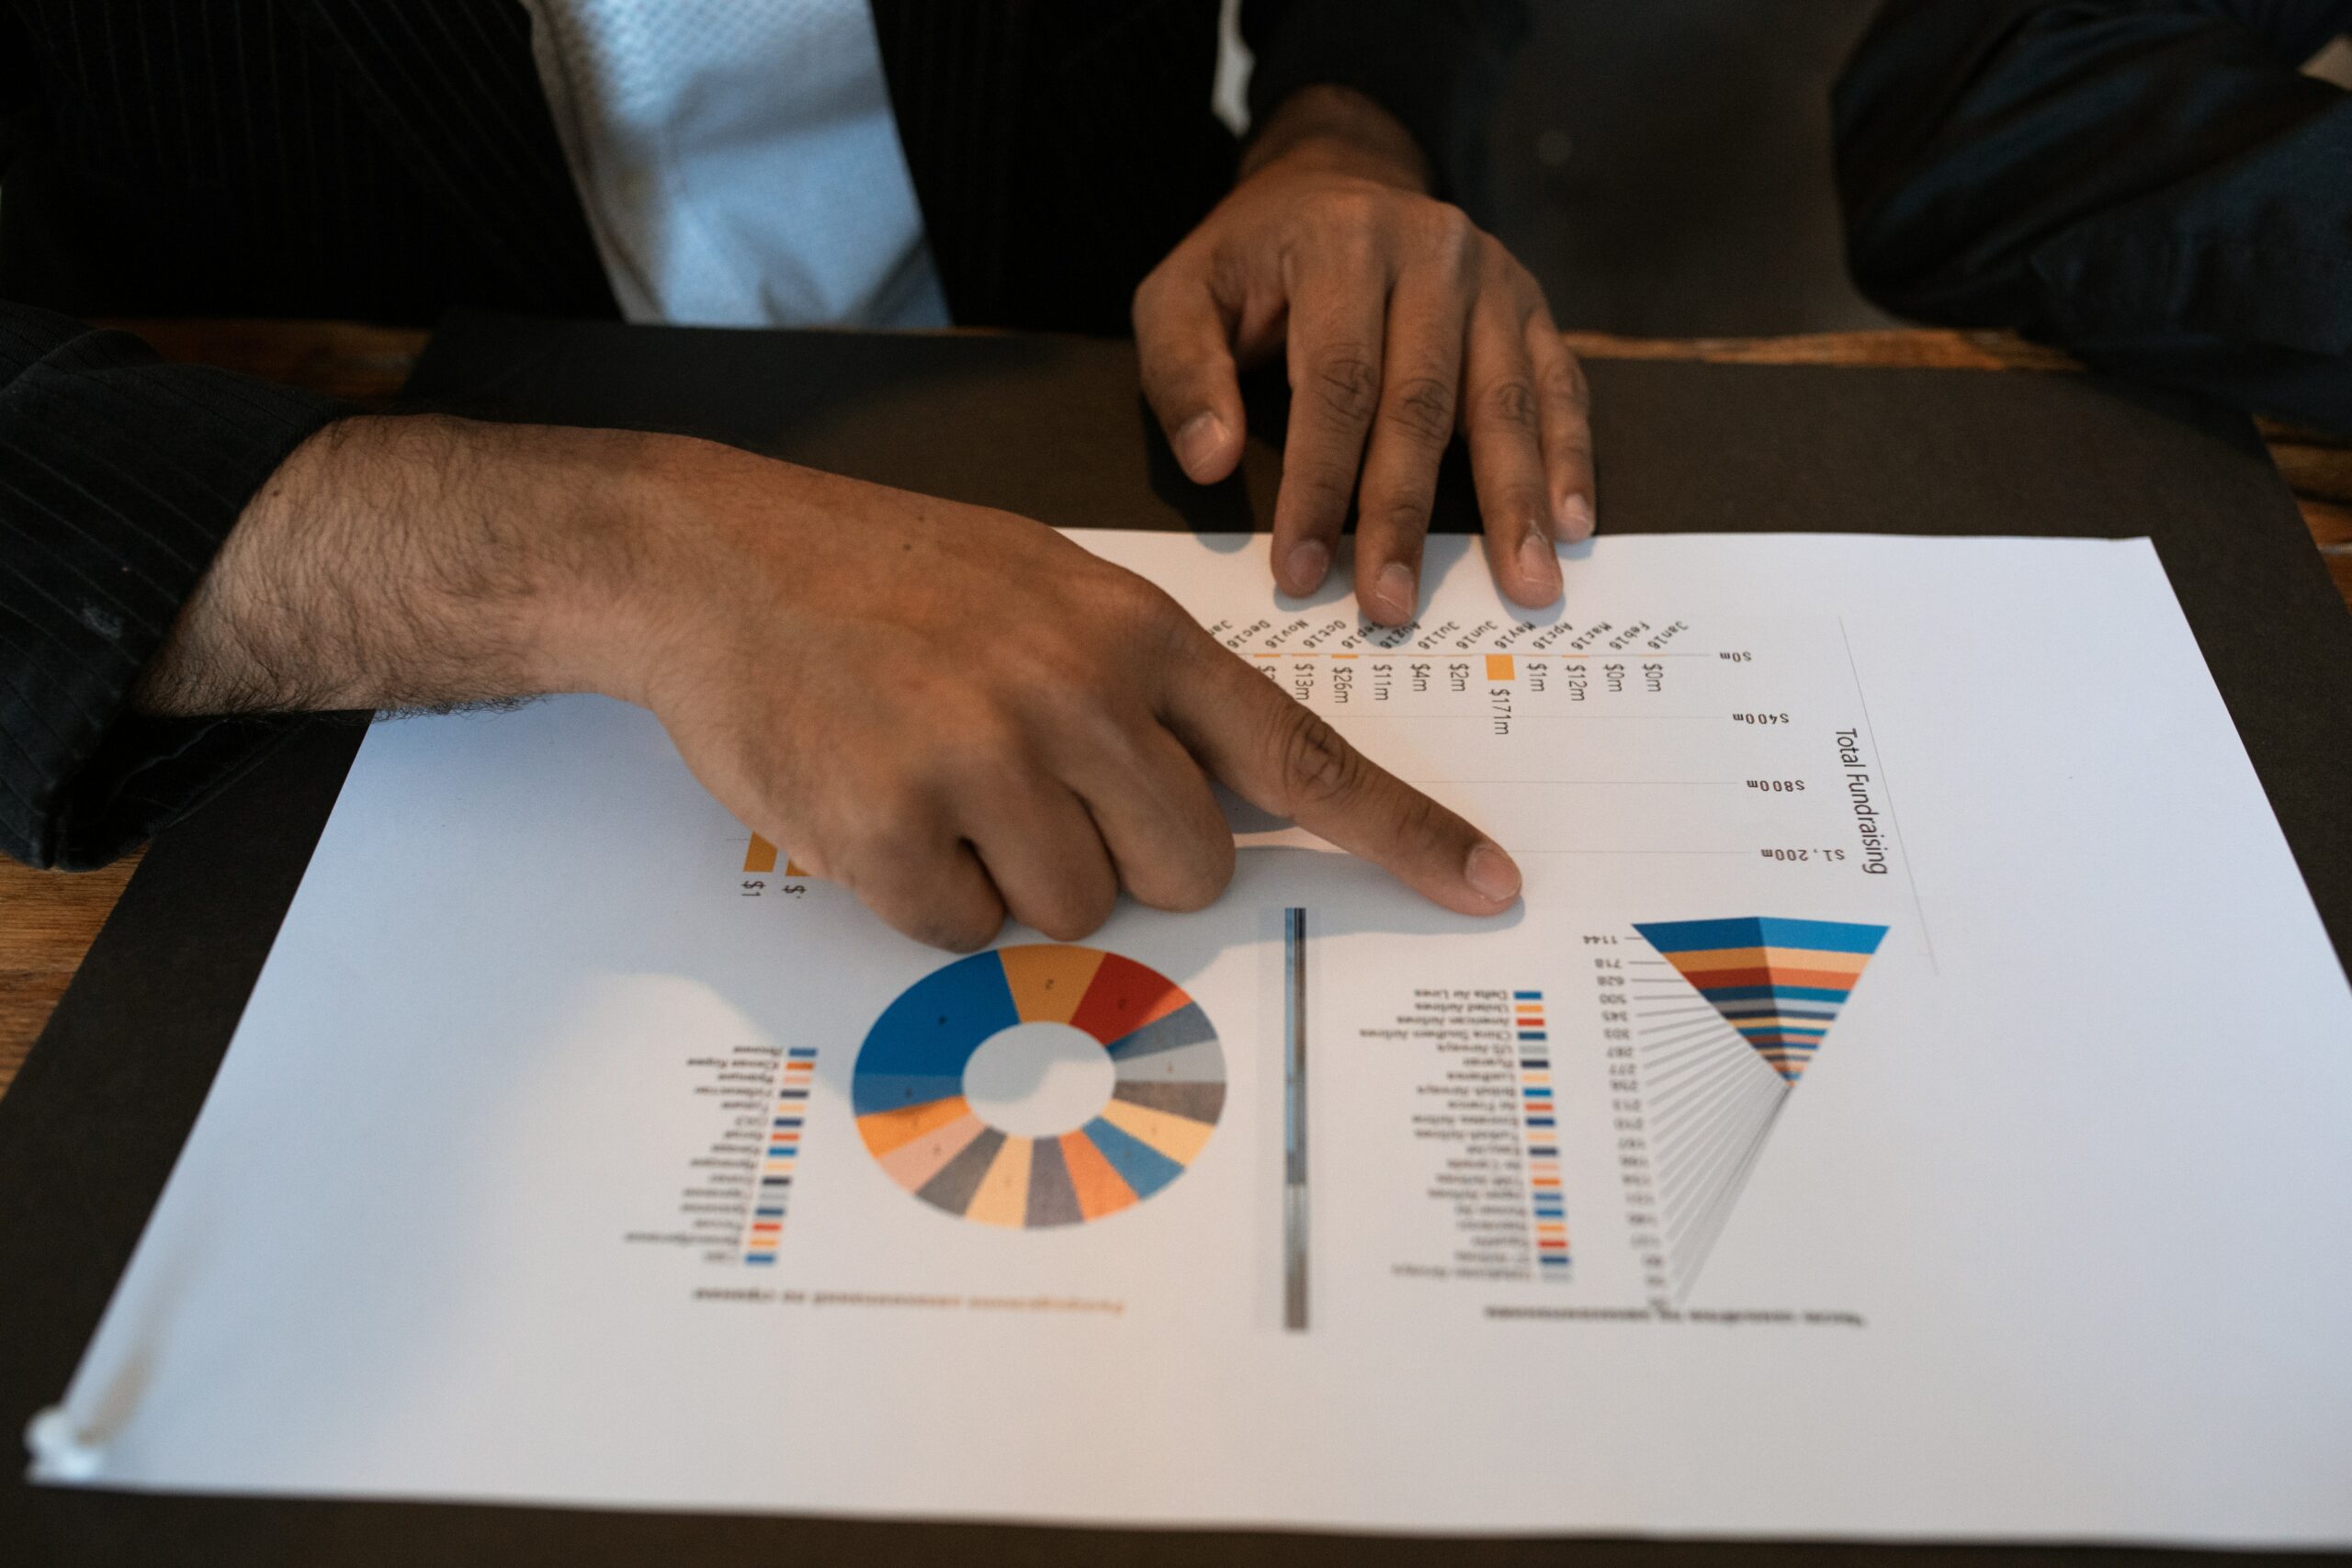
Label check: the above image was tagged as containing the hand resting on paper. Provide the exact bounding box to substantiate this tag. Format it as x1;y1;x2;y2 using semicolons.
131;415;1523;950
1136;85;1595;626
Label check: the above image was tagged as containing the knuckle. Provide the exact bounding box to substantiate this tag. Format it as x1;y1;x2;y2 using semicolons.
1030;880;1115;943
1312;186;1383;233
1486;233;1538;294
1423;203;1477;268
834;779;931;849
919;901;1004;953
1544;352;1591;414
1102;568;1182;631
938;713;1032;787
1384;375;1456;446
839;846;1001;953
1482;378;1540;432
1308;352;1381;425
1392;784;1460;864
1269;702;1368;814
1127;830;1234;914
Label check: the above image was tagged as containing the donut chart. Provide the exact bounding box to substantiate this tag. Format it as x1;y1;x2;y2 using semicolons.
852;945;1225;1227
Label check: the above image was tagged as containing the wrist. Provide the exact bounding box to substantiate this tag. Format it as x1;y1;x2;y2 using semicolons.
1241;85;1430;193
137;414;690;717
549;431;831;711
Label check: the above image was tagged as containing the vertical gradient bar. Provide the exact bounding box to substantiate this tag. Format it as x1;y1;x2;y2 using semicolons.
1283;907;1309;1333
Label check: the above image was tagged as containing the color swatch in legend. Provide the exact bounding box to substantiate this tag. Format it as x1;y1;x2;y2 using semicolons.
1516;990;1569;1276
742;1048;817;1266
1633;918;1888;1080
852;946;1225;1228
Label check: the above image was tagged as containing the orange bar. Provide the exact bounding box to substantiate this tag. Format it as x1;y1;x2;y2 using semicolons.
1679;965;1859;991
1486;654;1516;681
744;834;778;874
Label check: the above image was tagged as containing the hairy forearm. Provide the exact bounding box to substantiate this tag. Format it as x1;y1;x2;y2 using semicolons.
1242;85;1432;193
133;414;662;717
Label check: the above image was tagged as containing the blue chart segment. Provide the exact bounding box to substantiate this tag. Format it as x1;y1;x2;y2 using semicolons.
1627;918;1888;1297
851;946;1225;1227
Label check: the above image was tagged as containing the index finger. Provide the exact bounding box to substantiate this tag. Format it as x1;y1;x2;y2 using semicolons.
1133;262;1247;484
1160;628;1521;917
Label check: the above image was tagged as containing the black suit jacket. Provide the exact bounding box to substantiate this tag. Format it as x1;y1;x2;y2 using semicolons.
0;0;1526;869
1835;0;2352;434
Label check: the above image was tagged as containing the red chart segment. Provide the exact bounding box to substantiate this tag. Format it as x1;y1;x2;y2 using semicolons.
852;946;1224;1228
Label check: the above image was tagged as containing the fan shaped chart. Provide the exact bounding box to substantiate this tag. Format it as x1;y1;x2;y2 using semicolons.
852;945;1225;1228
1628;918;1887;1293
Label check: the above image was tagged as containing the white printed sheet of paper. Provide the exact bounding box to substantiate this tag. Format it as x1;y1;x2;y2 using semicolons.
28;533;2352;1545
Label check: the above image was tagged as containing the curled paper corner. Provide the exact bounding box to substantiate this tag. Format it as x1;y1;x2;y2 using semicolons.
24;1405;103;1483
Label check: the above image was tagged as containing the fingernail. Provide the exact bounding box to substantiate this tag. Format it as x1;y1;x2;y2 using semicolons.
1174;412;1227;479
1465;840;1521;905
1284;538;1330;593
1557;491;1597;542
1518;525;1563;601
1372;560;1417;621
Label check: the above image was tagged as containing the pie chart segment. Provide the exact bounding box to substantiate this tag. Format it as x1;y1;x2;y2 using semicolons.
999;943;1105;1026
877;1107;987;1192
1075;1114;1186;1200
853;945;1223;1227
1024;1136;1083;1227
1068;953;1192;1048
1112;1079;1227;1122
1056;1128;1137;1221
851;952;1020;1116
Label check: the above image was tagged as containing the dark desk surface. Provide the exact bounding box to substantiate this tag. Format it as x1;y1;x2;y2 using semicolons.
6;317;2350;1568
3;317;2346;1101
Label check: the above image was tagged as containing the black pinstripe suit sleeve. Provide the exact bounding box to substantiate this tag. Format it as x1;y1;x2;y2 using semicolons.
0;303;350;868
1836;0;2352;433
1242;0;1530;203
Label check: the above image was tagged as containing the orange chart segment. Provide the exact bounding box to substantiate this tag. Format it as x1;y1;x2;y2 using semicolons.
999;944;1107;1027
856;1094;973;1158
852;946;1224;1228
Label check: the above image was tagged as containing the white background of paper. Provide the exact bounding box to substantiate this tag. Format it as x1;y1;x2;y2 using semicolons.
31;534;2352;1544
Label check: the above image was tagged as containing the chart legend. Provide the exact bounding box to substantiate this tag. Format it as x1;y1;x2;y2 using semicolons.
1515;990;1569;1277
743;1047;817;1266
